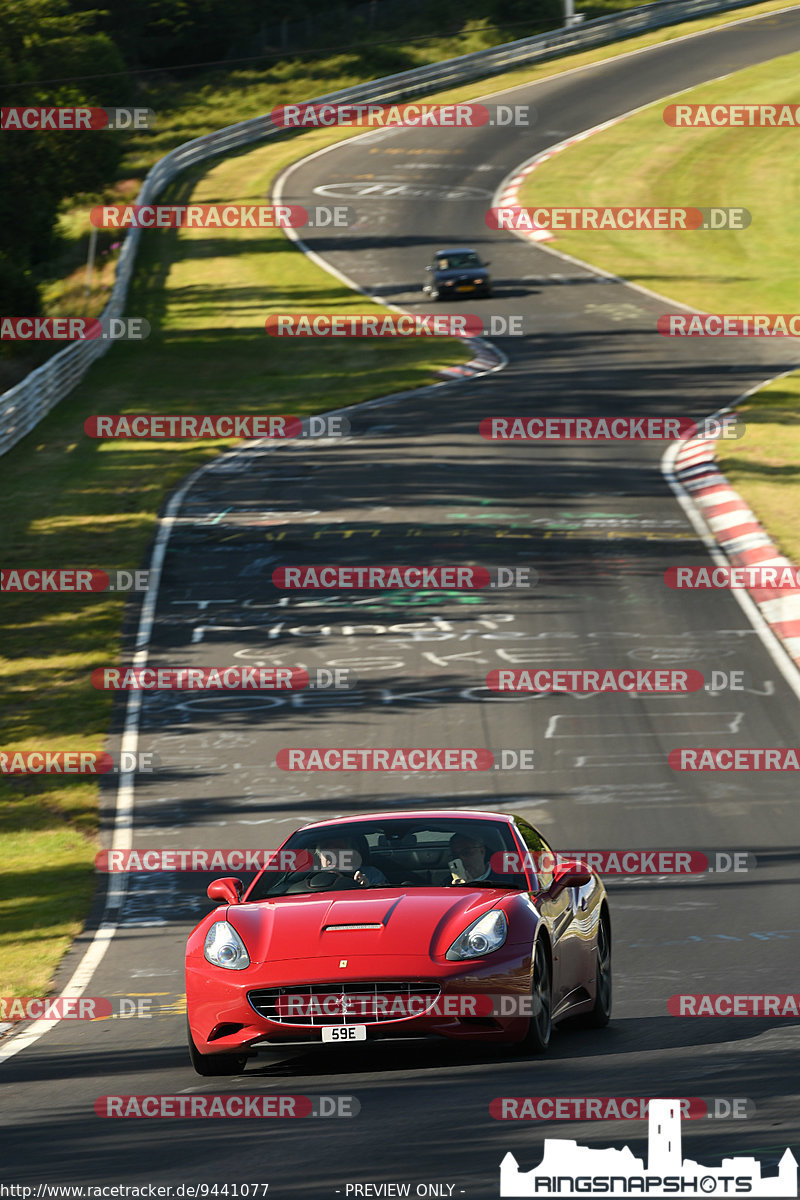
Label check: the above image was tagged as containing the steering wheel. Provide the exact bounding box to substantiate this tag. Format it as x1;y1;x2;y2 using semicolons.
282;870;361;893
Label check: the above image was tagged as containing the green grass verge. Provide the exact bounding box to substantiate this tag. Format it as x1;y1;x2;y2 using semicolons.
716;375;800;565
0;0;791;999
515;45;800;564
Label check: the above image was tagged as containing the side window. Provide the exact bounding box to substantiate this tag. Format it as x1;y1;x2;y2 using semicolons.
512;817;554;892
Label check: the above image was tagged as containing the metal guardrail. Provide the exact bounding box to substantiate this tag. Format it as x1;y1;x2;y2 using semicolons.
0;0;763;456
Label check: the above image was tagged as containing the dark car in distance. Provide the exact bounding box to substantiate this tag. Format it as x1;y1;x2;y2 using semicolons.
423;248;492;300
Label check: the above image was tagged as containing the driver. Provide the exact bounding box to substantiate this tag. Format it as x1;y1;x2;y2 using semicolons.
449;833;503;885
314;835;387;887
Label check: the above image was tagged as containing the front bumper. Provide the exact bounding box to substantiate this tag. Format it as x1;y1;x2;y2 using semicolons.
187;949;531;1055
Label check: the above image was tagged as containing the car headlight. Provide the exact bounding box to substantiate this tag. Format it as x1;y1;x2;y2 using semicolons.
204;921;250;970
446;910;507;960
473;277;484;284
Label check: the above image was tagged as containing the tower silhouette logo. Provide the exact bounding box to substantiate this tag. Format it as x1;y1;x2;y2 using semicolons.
500;1099;797;1197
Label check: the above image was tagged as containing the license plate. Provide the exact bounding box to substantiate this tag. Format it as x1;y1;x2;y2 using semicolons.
321;1025;367;1042
456;285;474;292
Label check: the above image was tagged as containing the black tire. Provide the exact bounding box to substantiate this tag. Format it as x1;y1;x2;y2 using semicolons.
429;286;441;301
583;911;612;1028
518;938;552;1052
187;1017;248;1076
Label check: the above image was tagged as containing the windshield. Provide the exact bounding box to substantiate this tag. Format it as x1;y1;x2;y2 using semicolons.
245;817;529;900
435;252;481;270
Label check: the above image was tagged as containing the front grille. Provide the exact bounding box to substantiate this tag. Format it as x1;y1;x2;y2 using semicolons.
247;981;442;1026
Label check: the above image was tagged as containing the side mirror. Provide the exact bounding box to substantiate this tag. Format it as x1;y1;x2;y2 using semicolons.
547;860;591;900
207;877;243;905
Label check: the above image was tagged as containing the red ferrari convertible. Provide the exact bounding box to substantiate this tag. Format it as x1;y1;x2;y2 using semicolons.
185;810;611;1074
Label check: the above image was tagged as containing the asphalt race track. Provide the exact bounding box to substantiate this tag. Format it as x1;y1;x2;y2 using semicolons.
4;9;800;1197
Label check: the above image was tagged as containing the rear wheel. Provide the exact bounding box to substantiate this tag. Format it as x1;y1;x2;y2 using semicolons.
187;1017;248;1076
583;912;612;1028
518;938;552;1052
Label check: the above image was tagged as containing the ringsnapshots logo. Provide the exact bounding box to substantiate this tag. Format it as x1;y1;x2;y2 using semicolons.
499;1098;798;1197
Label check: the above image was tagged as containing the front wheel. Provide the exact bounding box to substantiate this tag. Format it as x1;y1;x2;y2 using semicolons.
518;938;552;1052
187;1017;248;1076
